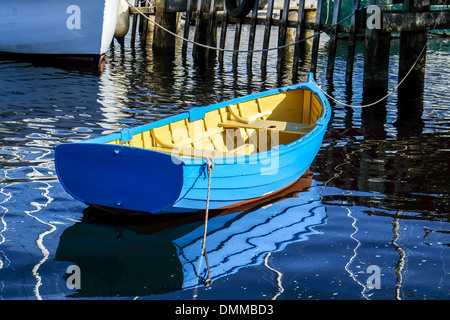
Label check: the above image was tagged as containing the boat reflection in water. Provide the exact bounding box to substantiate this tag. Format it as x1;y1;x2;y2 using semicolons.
56;171;327;298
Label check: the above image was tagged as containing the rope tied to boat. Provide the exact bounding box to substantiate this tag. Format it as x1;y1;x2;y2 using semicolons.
201;157;214;253
201;157;214;286
316;0;449;109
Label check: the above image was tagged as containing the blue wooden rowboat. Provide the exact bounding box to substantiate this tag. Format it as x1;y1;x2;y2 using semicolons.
55;73;331;214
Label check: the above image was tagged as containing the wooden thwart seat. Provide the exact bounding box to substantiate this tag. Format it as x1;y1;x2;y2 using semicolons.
151;128;222;150
150;126;255;157
218;119;315;135
227;105;272;124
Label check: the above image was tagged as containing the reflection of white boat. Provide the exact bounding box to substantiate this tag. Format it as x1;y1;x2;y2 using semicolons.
56;173;327;298
0;0;120;61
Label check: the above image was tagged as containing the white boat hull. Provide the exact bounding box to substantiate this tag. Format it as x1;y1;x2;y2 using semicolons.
0;0;120;57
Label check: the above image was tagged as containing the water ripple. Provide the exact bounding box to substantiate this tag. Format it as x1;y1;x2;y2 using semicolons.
23;182;55;300
0;28;448;300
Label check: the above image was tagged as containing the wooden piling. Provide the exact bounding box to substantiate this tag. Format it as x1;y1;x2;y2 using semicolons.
218;7;229;64
126;0;449;91
345;0;360;84
396;0;429;130
310;0;324;79
363;0;391;91
276;0;291;71
233;18;244;66
293;0;307;71
131;0;139;46
140;0;152;44
206;0;218;48
398;0;429;91
182;0;193;57
247;0;260;68
138;0;146;33
193;0;218;59
193;0;206;57
326;0;343;80
261;0;275;70
154;0;178;50
399;31;428;87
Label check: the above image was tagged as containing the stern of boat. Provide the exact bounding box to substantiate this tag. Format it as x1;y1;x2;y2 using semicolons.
55;143;185;214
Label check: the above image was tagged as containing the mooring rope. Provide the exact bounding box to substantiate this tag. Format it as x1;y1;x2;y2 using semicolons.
317;1;449;108
126;0;448;108
316;30;430;108
125;0;362;54
200;157;214;287
201;158;214;254
317;43;428;108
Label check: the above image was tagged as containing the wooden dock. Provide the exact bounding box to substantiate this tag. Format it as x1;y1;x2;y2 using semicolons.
126;0;450;91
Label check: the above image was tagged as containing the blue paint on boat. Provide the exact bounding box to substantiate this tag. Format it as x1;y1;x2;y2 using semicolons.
55;144;185;213
54;73;331;214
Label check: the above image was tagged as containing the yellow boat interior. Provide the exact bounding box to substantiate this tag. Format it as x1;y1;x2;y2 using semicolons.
107;88;324;158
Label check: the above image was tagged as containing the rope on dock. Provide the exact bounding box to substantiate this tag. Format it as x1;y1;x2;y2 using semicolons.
125;0;361;54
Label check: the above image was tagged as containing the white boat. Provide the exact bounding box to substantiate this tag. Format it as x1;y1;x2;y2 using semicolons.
0;0;120;61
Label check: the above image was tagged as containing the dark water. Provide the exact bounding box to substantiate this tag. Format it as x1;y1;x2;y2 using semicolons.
0;26;449;300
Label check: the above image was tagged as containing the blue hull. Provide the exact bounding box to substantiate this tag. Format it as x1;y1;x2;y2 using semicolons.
55;73;331;214
167;129;326;212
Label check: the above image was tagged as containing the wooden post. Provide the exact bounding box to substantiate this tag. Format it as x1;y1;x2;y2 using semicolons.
205;0;218;61
218;7;229;64
182;0;193;57
247;0;260;68
396;0;428;133
206;0;218;48
233;18;243;67
398;0;428;92
345;0;360;84
276;0;291;71
193;0;206;57
310;0;324;78
138;0;146;33
138;0;150;45
326;0;343;80
154;0;178;51
131;0;139;46
293;0;307;71
193;0;217;60
261;0;275;69
363;0;391;91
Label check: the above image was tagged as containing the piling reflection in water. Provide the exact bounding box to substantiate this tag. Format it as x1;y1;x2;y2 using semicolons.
55;172;327;298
